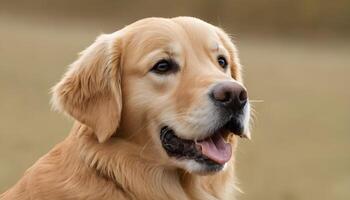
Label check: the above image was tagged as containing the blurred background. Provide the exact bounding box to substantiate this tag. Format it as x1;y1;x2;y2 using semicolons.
0;0;349;199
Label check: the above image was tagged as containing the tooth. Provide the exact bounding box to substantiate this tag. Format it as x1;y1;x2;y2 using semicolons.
240;133;251;140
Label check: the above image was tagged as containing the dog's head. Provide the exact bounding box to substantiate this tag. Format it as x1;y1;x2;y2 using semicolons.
52;17;250;174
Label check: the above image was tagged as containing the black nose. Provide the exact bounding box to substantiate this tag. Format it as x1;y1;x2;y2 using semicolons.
210;81;248;110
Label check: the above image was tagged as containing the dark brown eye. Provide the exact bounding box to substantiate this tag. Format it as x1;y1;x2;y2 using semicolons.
217;56;228;69
151;59;178;75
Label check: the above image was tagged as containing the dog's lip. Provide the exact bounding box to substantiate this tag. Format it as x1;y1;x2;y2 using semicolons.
161;115;248;142
195;127;230;142
175;115;247;142
223;115;249;139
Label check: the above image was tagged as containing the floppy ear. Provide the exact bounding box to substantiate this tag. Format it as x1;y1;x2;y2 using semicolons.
216;28;243;82
51;34;122;143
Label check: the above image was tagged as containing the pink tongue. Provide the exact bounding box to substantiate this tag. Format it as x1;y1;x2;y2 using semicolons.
196;134;232;164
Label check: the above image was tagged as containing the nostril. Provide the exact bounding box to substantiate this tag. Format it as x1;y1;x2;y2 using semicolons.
239;90;248;102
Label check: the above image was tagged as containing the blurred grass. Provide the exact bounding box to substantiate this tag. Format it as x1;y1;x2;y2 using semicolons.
1;0;350;36
237;37;350;200
1;10;350;200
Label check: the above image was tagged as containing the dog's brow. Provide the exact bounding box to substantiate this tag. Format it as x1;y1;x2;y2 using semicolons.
209;42;220;52
138;49;167;64
137;43;180;64
166;43;181;57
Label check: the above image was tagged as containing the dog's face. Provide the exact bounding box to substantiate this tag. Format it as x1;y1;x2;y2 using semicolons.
52;17;250;174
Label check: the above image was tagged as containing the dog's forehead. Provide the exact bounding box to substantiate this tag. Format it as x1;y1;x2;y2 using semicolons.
172;17;220;41
123;17;222;54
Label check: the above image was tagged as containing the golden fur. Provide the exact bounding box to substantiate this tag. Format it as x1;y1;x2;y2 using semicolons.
1;17;249;200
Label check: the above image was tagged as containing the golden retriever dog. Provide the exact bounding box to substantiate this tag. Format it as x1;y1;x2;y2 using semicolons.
1;16;251;200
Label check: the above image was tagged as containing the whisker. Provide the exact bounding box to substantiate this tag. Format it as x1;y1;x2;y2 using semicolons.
249;100;264;103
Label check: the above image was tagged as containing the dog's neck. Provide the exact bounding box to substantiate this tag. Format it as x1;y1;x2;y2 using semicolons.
68;122;238;200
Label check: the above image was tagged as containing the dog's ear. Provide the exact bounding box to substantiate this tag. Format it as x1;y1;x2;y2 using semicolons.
51;34;122;143
215;28;243;82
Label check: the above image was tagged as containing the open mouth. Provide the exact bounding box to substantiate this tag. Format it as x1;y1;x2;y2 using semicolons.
160;118;246;168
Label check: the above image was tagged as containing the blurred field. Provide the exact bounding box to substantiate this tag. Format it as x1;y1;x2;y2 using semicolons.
1;4;350;200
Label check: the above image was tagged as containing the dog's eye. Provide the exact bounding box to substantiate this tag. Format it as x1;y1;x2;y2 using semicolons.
217;56;228;69
151;59;178;75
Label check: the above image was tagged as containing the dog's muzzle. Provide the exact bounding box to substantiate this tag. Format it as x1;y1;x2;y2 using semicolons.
160;81;249;168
